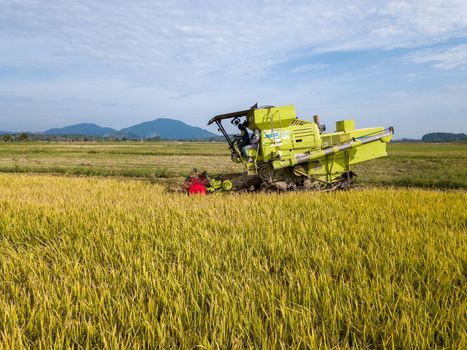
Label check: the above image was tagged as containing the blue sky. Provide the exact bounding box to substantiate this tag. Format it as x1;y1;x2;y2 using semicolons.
1;0;466;138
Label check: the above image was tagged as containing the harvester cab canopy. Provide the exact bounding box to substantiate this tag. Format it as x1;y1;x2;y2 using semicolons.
207;104;256;126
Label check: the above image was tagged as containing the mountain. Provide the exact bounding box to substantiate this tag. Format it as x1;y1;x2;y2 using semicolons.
22;118;217;140
45;123;116;136
120;118;217;140
105;130;141;140
422;132;467;142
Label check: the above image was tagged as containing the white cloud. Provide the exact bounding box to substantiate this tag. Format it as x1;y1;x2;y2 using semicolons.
409;44;467;69
1;1;466;74
290;63;328;74
377;0;467;37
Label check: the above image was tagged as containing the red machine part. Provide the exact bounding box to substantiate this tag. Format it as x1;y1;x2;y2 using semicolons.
182;171;209;195
188;183;207;195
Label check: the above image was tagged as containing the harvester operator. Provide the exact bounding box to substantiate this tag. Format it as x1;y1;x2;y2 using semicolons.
238;122;260;159
238;122;250;152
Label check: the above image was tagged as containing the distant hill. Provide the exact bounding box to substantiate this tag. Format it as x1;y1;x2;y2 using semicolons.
45;123;116;136
422;132;467;142
7;118;218;140
120;118;217;140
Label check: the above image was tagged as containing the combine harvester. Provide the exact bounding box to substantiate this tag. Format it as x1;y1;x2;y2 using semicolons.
183;104;393;194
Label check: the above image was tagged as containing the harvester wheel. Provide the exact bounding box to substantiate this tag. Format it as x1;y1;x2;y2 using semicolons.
258;164;273;181
188;183;207;195
258;165;290;182
222;180;233;191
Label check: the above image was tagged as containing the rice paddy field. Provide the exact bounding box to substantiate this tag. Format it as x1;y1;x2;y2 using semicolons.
0;141;466;348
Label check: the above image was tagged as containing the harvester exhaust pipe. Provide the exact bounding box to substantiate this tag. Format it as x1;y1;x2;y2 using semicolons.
273;127;394;170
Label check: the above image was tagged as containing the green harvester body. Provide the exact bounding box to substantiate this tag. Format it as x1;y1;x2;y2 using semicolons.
207;104;393;190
